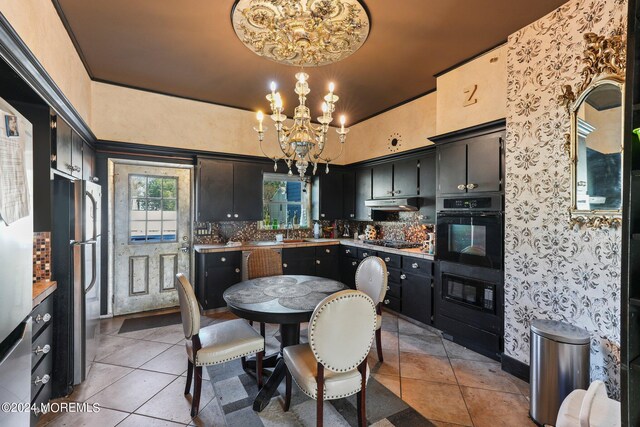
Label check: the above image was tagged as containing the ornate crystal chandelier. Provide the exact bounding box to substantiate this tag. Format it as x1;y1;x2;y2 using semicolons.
255;72;348;178
231;0;370;67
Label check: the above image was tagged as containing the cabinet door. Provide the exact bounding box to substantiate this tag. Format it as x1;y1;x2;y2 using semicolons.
401;272;432;324
54;117;72;175
355;168;372;220
282;257;316;276
342;171;356;219
466;132;503;193
82;141;95;181
372;163;393;198
419;152;436;222
340;256;359;289
437;142;467;195
197;159;234;221
393;159;418;197
233;162;264;221
71;131;83;179
315;257;340;280
313;172;343;220
203;265;242;309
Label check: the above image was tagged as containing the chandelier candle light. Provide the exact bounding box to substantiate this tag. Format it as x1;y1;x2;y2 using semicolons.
254;72;348;179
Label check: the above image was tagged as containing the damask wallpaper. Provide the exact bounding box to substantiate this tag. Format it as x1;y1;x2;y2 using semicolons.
504;0;626;398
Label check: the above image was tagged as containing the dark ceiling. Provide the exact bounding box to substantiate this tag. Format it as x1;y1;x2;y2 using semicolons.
54;0;567;124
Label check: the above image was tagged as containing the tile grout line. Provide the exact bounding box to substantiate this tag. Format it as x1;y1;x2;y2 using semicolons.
446;342;476;427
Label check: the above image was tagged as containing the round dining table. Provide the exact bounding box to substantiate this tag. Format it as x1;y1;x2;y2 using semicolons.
223;275;348;412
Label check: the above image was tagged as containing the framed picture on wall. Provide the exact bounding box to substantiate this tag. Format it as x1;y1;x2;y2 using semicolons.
5;114;18;137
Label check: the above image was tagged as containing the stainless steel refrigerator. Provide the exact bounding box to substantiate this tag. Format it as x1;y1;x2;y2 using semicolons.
0;98;33;426
52;178;101;394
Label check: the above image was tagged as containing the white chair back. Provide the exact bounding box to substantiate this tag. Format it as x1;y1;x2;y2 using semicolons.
355;256;388;304
309;290;376;372
176;273;200;339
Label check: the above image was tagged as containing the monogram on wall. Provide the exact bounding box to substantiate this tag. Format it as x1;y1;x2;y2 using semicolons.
505;0;626;398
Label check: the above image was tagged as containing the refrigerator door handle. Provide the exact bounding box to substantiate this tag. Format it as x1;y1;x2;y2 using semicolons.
86;190;98;241
71;240;97;246
84;241;97;295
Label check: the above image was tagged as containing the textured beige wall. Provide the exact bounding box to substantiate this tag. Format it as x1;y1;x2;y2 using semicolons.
91;82;346;163
343;92;437;164
436;45;506;134
0;0;92;124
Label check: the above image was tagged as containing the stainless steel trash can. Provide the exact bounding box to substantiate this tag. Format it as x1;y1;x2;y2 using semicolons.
530;319;590;426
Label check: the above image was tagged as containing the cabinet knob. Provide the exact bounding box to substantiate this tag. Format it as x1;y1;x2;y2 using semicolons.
466;183;478;190
351;261;357;266
325;248;330;253
235;268;240;273
387;271;390;276
316;260;321;265
220;257;226;262
34;374;50;385
283;263;288;268
387;285;390;291
34;344;50;355
384;257;391;262
227;214;232;218
35;313;51;324
395;190;401;194
234;213;239;218
457;184;466;191
350;214;354;218
362;252;368;257
386;190;393;194
73;165;81;172
400;274;407;280
411;263;419;269
321;213;325;218
384;299;390;305
345;249;351;254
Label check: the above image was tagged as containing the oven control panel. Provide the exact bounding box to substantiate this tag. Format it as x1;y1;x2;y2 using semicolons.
436;193;503;212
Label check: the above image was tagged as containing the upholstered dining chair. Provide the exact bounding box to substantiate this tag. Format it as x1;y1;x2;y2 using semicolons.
246;248;284;337
355;256;388;362
175;273;265;417
282;290;377;427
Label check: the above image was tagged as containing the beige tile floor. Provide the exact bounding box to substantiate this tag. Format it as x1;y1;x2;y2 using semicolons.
39;309;534;427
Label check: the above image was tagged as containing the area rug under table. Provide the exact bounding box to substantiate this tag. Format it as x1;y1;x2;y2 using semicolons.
206;359;434;427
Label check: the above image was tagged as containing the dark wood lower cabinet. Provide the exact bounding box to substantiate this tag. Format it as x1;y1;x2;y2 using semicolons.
196;251;242;310
283;247;339;279
401;271;431;325
31;292;55;426
282;257;316;276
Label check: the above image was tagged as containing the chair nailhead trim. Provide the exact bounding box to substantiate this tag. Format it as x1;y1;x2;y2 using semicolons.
309;291;377;372
289;372;366;400
194;344;265;366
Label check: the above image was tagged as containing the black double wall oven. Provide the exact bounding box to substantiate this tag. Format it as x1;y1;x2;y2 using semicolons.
434;194;504;360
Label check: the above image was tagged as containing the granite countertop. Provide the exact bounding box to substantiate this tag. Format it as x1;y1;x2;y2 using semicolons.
195;238;434;260
33;280;57;308
338;239;435;260
194;238;340;253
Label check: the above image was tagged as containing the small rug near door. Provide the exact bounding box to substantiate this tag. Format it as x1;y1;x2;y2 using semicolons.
118;312;182;333
206;359;434;427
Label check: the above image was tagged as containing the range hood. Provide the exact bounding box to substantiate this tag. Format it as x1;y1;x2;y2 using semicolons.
365;197;419;211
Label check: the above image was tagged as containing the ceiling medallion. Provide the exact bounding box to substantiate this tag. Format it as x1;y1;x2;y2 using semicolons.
232;0;370;67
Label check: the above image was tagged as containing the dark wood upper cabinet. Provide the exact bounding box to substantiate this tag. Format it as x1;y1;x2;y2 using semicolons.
70;131;83;179
197;158;265;222
233;162;264;221
53;116;72;175
419;152;436;222
436;128;504;196
355;168;372;221
312;171;343;220
466;133;502;193
82;141;95;182
372;163;393;198
197;158;234;222
437;142;468;195
342;171;356;219
393;158;419;197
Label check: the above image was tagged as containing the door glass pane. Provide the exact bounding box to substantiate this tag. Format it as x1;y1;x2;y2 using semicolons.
128;174;179;243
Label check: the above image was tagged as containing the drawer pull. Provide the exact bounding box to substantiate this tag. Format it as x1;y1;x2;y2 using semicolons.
345;249;351;254
34;345;51;356
351;261;357;266
316;260;321;265
457;184;466;191
325;248;330;253
384;257;390;262
235;268;240;273
220;257;226;262
384;299;390;305
35;313;51;324
411;263;419;269
34;374;50;386
283;263;288;268
400;274;407;280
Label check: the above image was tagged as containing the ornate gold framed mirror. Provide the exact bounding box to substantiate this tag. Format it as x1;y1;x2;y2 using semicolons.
560;33;626;229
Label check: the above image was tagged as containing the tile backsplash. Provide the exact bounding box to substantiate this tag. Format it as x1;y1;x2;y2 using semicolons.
33;231;52;283
194;212;434;244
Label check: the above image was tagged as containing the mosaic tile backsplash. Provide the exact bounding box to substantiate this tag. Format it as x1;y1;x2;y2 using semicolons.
33;231;52;283
194;212;434;245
